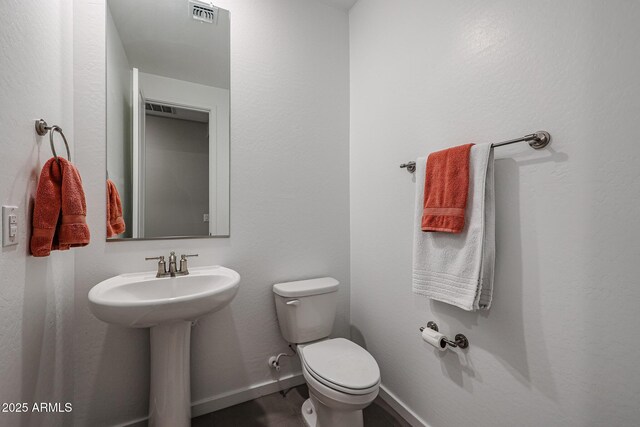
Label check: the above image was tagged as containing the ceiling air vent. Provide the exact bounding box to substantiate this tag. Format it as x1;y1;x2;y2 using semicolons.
145;102;176;114
189;0;219;24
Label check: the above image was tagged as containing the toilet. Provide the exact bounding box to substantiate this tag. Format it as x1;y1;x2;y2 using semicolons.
273;277;380;427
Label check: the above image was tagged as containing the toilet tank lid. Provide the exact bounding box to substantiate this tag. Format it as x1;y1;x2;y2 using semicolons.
273;277;339;298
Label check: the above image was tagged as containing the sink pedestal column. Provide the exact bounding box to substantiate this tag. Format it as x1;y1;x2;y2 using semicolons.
149;321;191;427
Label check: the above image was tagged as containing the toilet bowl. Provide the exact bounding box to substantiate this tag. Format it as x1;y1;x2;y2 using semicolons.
272;278;380;427
299;338;380;427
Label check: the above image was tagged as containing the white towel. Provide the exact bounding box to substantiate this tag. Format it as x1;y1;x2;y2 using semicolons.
412;143;495;311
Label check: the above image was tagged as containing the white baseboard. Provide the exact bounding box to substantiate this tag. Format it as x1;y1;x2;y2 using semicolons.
118;373;305;427
378;384;430;427
118;376;428;427
191;373;305;417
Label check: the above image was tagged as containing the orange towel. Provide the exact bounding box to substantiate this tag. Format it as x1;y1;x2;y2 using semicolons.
31;158;90;256
31;159;63;256
421;143;474;233
106;179;126;237
58;158;90;249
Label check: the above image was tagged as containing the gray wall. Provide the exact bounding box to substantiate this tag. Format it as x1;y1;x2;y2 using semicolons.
349;1;640;426
144;115;209;238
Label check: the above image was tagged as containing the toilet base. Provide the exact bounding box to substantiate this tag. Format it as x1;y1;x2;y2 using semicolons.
301;395;364;427
301;399;317;427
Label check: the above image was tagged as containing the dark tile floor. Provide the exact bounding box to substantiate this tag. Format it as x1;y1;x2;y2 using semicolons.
192;384;411;427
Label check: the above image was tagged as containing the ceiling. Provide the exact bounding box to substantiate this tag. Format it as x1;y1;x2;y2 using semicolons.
108;0;230;89
315;0;358;11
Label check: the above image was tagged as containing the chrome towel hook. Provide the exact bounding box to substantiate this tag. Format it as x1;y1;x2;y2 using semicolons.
35;119;71;165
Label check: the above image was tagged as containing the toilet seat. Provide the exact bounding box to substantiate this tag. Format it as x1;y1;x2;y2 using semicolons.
300;338;380;395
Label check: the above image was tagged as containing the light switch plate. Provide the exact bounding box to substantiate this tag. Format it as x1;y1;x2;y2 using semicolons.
2;205;19;247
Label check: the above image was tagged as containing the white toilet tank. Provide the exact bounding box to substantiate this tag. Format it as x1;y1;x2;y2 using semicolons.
273;277;339;344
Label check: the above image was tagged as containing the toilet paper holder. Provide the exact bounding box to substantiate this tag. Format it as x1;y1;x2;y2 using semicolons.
420;321;469;349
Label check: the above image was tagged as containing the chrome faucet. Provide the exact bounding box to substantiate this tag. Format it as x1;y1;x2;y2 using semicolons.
146;252;199;278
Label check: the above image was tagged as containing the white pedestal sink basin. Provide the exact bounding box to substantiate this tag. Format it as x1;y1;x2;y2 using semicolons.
88;266;240;427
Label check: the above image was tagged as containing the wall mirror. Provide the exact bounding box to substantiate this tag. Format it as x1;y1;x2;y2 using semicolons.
106;0;230;240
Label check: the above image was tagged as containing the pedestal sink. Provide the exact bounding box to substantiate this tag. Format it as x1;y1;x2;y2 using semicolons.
88;266;240;427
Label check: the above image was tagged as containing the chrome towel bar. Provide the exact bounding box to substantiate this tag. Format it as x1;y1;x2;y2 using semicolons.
400;130;551;173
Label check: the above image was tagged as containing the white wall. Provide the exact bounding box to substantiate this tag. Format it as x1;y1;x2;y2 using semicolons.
73;0;350;425
349;1;640;427
0;0;74;426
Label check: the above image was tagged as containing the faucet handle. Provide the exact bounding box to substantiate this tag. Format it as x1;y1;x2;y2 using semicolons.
181;254;198;259
179;254;198;275
145;255;167;277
